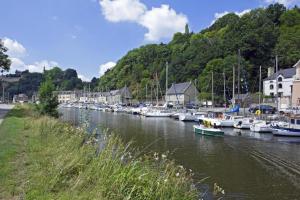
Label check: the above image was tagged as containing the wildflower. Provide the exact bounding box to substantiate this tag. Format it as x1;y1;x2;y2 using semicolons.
164;179;168;182
120;155;125;161
161;154;167;159
179;165;184;169
176;173;180;177
221;190;225;194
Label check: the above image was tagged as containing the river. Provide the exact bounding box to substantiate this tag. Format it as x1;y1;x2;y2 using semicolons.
60;108;300;199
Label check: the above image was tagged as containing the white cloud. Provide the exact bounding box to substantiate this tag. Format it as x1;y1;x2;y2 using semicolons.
99;61;116;77
99;0;188;41
211;9;251;25
139;5;188;41
78;74;91;82
263;0;300;6
2;37;26;58
51;16;59;21
99;0;146;22
27;60;58;73
9;57;27;73
7;58;58;73
71;35;77;39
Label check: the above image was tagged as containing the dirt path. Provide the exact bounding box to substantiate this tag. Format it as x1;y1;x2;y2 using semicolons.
0;104;14;125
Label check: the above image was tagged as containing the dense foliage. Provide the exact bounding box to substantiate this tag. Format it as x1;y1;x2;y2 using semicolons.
98;4;300;102
0;40;11;72
37;78;59;117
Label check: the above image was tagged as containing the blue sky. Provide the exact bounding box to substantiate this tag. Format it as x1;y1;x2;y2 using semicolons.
1;0;299;81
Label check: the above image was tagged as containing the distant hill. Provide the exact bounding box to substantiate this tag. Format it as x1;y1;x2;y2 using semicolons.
1;67;90;100
98;4;300;103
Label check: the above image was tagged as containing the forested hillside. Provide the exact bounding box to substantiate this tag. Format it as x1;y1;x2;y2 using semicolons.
98;4;300;102
2;67;87;100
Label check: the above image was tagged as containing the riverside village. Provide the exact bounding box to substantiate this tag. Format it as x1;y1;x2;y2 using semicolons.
1;1;300;200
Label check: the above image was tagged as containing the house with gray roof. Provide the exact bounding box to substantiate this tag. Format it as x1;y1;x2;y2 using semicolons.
107;86;132;105
165;81;199;105
263;65;297;110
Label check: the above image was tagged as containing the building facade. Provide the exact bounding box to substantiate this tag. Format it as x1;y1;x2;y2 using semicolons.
107;86;132;105
13;94;29;103
263;67;296;110
57;91;82;103
292;60;300;107
165;81;199;105
55;87;132;105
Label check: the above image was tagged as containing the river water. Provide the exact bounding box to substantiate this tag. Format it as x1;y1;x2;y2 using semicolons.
60;108;300;199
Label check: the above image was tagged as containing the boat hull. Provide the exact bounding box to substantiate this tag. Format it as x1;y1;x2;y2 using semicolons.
250;124;272;133
179;114;196;121
272;127;300;137
193;125;224;136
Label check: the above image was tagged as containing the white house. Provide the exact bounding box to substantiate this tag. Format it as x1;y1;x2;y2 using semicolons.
292;60;300;107
263;66;296;110
165;81;199;105
55;91;81;103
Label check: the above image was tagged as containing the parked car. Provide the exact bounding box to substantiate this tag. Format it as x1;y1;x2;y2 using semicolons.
249;105;276;114
186;103;199;109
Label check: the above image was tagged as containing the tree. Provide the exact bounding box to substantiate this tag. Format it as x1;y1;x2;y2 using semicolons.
37;78;59;118
275;8;300;67
0;40;11;72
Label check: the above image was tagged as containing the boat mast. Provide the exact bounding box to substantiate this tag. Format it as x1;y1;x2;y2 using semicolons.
146;83;148;103
194;79;197;103
259;65;261;106
156;72;159;106
223;69;226;106
238;49;241;104
212;70;214;108
275;55;279;112
166;62;168;99
150;82;152;105
232;65;235;105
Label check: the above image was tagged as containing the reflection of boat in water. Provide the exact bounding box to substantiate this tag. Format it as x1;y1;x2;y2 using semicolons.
193;120;224;136
272;115;300;137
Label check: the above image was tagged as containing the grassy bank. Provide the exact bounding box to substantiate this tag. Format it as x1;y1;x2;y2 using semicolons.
0;106;198;199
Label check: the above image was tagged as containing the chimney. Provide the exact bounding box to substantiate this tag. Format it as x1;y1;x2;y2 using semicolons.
294;60;300;80
268;67;274;77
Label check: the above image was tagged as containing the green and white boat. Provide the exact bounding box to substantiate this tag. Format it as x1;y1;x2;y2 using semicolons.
193;124;224;136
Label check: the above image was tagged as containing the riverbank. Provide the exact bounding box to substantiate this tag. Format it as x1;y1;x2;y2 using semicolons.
0;105;198;199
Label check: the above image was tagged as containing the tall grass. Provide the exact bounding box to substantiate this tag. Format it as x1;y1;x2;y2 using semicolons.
22;113;198;199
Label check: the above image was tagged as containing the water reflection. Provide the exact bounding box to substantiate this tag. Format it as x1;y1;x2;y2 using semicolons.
60;108;300;199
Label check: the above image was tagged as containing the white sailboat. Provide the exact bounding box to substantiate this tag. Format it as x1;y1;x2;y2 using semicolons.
250;120;272;133
233;118;254;129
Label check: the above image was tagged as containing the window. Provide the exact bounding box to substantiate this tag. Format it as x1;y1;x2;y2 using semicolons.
291;119;295;124
297;120;300;125
278;77;283;82
278;83;282;89
278;92;283;97
270;84;274;90
270;92;274;97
